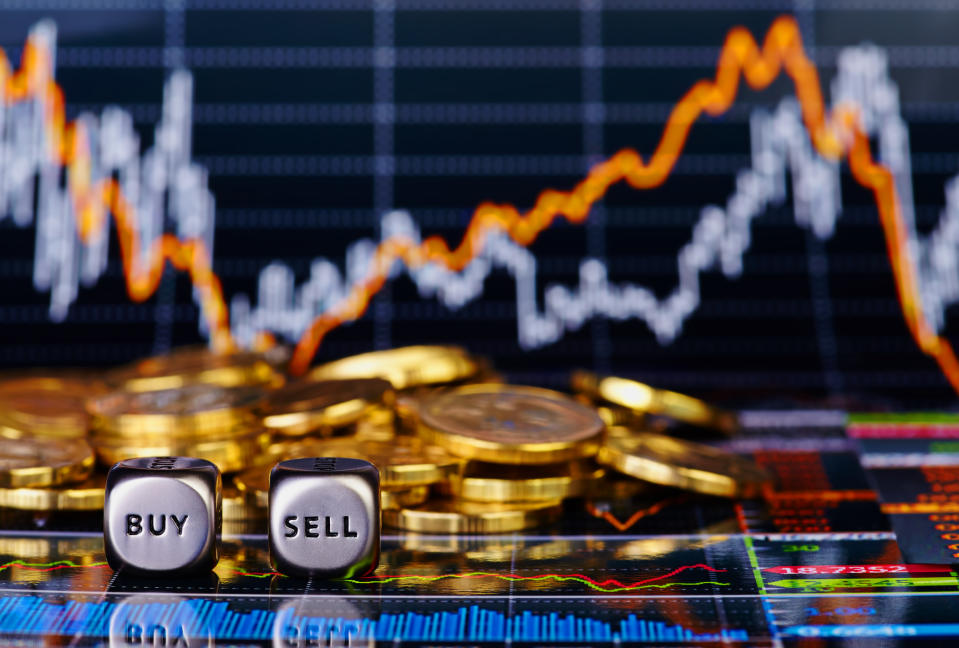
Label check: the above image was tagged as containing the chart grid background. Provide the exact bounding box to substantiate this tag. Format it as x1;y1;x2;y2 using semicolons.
1;1;959;404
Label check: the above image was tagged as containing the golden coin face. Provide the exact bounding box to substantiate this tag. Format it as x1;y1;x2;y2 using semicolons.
0;437;94;487
308;345;478;389
420;385;604;463
89;384;264;418
599;432;770;497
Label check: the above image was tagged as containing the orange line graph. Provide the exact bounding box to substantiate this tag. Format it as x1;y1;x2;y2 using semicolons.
287;14;959;387
1;38;234;354
7;16;959;391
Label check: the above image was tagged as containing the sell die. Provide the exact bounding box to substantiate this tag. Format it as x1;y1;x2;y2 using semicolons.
269;457;380;578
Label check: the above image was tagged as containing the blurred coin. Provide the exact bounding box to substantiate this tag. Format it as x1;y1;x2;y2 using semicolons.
105;346;281;392
381;486;430;510
233;467;269;509
263;378;392;437
419;384;603;464
0;375;98;439
0;437;95;488
448;460;605;503
307;345;479;390
352;406;397;442
89;384;264;437
268;436;462;488
94;428;269;474
572;371;737;433
0;473;105;511
383;498;562;533
598;431;770;498
222;483;264;521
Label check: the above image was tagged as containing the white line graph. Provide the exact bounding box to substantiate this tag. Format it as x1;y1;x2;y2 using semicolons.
3;21;959;358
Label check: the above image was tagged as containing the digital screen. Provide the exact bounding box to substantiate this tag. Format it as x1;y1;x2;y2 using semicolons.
5;3;959;646
2;2;959;404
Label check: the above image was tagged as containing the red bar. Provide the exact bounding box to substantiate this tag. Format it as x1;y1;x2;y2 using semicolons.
762;564;951;575
847;424;959;439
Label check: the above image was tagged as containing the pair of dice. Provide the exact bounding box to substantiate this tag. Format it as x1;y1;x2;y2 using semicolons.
104;456;380;578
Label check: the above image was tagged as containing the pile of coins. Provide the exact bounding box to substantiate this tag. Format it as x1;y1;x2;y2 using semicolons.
0;344;771;532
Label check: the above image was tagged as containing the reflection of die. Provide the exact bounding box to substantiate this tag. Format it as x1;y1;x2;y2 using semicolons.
104;457;221;576
269;458;380;578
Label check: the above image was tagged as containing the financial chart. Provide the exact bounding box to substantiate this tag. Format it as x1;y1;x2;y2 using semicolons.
3;1;959;404
5;413;959;644
6;2;959;645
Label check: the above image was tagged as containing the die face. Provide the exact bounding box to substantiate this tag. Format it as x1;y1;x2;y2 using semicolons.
104;457;221;576
269;458;380;578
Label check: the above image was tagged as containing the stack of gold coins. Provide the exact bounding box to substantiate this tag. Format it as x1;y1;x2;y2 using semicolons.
87;384;270;474
0;436;101;512
378;384;605;532
0;342;774;528
0;373;105;515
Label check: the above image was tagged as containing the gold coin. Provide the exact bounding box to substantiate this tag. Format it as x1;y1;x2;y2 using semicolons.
307;345;479;389
383;499;562;534
0;437;95;487
94;429;269;474
352;406;397;442
448;460;605;503
0;473;105;511
418;384;604;465
381;486;430;510
89;384;264;437
0;375;96;439
263;378;393;436
572;371;737;433
222;483;264;521
268;437;462;488
597;431;770;498
105;345;281;392
233;466;270;509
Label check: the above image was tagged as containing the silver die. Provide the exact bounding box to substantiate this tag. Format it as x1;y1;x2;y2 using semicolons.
269;457;380;579
104;457;221;576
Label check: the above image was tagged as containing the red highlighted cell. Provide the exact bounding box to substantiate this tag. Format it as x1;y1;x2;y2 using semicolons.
762;564;951;575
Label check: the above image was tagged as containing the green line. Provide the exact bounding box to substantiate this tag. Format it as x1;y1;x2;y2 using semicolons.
743;536;767;595
847;412;959;424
